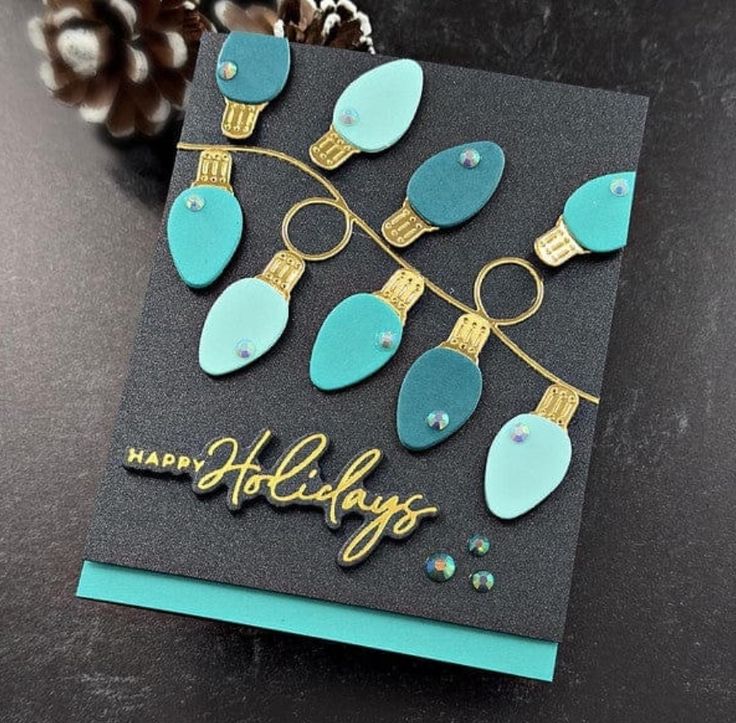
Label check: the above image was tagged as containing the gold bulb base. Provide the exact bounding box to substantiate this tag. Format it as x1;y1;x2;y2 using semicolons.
381;199;438;248
221;99;267;140
192;149;233;192
257;251;305;301
374;269;425;324
439;313;491;364
534;216;589;267
533;383;580;430
309;126;360;170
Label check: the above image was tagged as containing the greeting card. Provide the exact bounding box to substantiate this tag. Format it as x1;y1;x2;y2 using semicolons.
78;34;648;681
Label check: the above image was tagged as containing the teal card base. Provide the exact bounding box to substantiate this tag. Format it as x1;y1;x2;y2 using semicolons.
77;561;557;681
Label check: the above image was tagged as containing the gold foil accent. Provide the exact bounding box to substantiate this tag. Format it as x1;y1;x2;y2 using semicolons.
534;216;589;267
192;149;233;192
257;250;305;301
309;126;360;169
374;269;425;324
381;199;438;248
533;383;580;430
221;99;268;140
439;313;491;364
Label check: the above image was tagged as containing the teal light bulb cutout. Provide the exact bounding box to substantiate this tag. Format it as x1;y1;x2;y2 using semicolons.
310;270;425;391
484;384;579;519
199;251;304;376
383;141;505;248
396;313;491;451
217;32;291;139
535;171;637;266
310;59;424;170
167;150;243;289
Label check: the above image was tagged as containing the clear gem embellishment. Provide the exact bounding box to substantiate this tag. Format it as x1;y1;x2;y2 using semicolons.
467;533;491;557
425;552;456;582
375;330;396;351
185;194;205;212
458;148;481;168
609;178;629;197
426;410;449;431
338;108;359;126
234;338;256;359
218;61;238;80
470;570;495;592
510;423;530;443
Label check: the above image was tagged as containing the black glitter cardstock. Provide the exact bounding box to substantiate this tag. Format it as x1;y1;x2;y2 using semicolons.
83;36;648;643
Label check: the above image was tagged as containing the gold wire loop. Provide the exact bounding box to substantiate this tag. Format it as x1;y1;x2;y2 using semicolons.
281;197;354;262
473;257;544;327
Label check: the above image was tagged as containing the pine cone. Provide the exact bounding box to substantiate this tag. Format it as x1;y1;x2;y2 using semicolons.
28;0;215;137
214;0;374;53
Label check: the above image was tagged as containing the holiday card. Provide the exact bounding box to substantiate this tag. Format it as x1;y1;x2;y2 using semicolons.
78;34;648;681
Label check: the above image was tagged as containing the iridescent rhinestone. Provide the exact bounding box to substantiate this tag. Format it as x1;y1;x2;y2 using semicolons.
426;410;449;431
470;570;495;592
338;107;359;126
218;61;238;80
467;533;491;557
424;552;456;582
375;330;396;351
510;423;530;443
458;148;481;169
185;194;205;212
609;178;630;197
234;338;256;359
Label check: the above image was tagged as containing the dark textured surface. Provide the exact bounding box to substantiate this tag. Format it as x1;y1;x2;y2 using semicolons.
1;1;734;721
83;37;646;642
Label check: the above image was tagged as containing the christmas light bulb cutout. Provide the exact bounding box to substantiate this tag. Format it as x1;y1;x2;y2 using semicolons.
484;384;579;519
216;31;291;140
167;149;243;289
199;251;304;376
309;59;423;170
534;171;637;266
310;270;425;391
396;313;491;451
383;141;505;248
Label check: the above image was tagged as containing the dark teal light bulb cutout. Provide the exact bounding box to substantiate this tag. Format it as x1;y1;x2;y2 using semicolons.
216;32;291;103
407;141;505;228
396;347;483;451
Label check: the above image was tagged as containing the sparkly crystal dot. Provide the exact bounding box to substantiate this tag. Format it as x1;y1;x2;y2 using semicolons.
424;552;456;582
375;330;396;351
218;61;238;80
234;338;256;359
609;178;630;197
458;148;481;169
467;533;491;557
426;410;449;431
511;423;530;443
338;107;359;126
185;194;205;212
470;570;495;592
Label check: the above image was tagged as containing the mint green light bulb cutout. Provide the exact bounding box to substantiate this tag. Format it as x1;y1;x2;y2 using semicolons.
484;413;572;519
333;59;424;153
199;278;289;376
